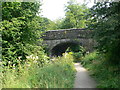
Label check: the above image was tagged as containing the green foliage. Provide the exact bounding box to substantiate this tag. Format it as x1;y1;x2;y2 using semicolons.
1;53;49;88
81;52;120;88
37;53;76;88
2;2;40;21
88;2;120;64
60;0;89;29
36;17;55;31
65;44;85;53
40;0;90;30
1;53;75;88
53;19;64;30
81;51;98;67
45;19;59;30
72;52;83;62
1;2;47;66
1;1;76;89
66;45;86;62
35;17;61;31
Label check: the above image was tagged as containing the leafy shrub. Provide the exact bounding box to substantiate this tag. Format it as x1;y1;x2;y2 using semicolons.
67;46;86;62
72;52;83;62
81;51;98;67
1;2;46;66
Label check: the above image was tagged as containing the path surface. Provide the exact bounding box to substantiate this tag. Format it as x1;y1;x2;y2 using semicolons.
74;63;97;88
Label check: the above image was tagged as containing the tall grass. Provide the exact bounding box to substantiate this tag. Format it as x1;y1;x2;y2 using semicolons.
36;53;76;88
1;53;76;88
81;51;120;88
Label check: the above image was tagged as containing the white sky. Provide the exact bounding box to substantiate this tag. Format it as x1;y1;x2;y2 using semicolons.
40;0;94;21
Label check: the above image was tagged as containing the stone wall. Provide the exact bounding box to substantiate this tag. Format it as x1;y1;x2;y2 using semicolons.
42;29;93;40
42;29;94;56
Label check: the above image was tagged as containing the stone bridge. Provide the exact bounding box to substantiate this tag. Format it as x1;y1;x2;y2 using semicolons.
42;29;95;56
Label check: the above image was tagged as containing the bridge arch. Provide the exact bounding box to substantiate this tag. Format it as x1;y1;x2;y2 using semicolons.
42;29;95;57
50;41;82;56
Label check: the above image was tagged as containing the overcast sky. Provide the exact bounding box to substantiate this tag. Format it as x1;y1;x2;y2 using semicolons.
40;0;94;21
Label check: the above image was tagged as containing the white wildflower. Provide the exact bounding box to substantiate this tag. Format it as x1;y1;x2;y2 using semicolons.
33;60;37;63
18;56;22;59
8;61;11;64
36;56;38;60
13;64;16;67
27;64;31;67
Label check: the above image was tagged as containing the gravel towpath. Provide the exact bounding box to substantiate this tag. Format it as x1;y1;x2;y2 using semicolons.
74;63;97;88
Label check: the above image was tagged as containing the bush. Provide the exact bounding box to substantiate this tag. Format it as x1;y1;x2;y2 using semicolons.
72;52;83;62
81;51;98;67
67;46;86;62
1;2;46;66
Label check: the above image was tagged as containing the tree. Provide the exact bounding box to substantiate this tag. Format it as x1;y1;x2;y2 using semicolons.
60;0;89;29
47;18;64;30
40;17;58;30
88;2;120;64
1;2;47;66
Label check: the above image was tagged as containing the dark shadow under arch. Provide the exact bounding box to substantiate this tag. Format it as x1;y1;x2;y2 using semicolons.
51;41;82;57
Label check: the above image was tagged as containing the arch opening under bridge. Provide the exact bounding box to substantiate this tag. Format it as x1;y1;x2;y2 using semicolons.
51;41;83;56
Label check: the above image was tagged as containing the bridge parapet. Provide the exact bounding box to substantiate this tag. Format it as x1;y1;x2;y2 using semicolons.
42;29;93;40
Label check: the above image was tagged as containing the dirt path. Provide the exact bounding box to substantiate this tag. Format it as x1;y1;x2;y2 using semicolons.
74;63;97;88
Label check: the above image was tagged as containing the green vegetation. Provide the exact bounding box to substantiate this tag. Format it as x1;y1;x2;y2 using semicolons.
80;51;119;88
88;2;120;65
1;0;120;89
67;46;86;62
1;53;75;88
46;0;89;30
60;0;88;29
81;51;98;67
1;1;76;88
37;54;76;88
1;2;46;66
75;2;120;88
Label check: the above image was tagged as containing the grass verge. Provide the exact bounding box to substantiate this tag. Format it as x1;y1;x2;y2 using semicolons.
1;53;76;88
80;51;120;88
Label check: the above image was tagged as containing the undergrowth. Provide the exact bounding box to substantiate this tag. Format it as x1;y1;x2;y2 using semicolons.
81;51;120;88
37;53;76;88
1;53;76;88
